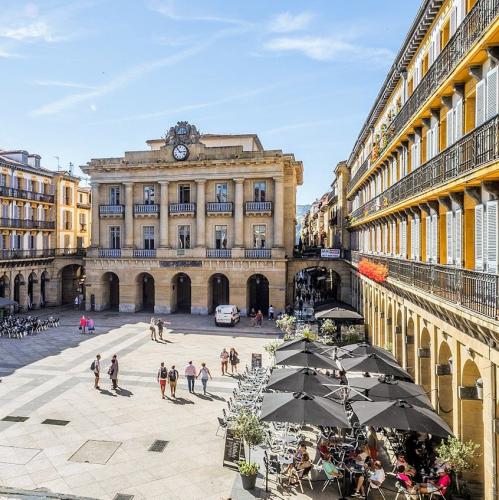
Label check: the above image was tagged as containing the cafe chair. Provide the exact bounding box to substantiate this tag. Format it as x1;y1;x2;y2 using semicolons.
394;481;421;499
366;478;387;499
216;417;227;437
291;465;313;493
322;461;344;497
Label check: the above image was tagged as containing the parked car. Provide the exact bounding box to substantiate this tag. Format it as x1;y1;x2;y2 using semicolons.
215;305;240;326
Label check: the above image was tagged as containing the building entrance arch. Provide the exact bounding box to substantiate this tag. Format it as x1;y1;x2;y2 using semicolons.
247;274;269;315
437;341;453;431
0;275;9;298
102;272;120;311
419;328;431;393
172;273;191;313
61;264;85;306
137;272;155;312
208;273;229;313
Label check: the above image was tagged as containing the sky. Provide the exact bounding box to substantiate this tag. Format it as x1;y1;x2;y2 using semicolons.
0;0;420;204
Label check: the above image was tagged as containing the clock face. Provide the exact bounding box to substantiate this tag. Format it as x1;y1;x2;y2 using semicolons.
173;144;189;161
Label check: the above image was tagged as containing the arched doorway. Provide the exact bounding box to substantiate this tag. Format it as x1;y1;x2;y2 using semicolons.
460;360;484;483
172;273;191;313
102;272;119;311
40;271;48;307
395;309;403;364
419;328;431;393
28;272;37;309
247;274;269;314
0;275;8;298
386;303;393;353
379;297;386;349
61;264;84;305
209;273;229;313
137;273;155;312
406;317;415;376
14;273;24;306
437;341;453;430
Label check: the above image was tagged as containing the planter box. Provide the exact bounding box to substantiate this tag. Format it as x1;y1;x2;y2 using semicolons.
458;386;482;400
435;364;452;376
418;348;431;358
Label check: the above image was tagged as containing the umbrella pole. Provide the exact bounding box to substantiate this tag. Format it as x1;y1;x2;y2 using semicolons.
323;384;372;402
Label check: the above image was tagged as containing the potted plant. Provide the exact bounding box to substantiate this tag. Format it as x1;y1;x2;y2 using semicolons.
264;340;280;363
301;326;317;341
320;319;337;338
233;410;266;490
276;314;296;337
436;437;480;499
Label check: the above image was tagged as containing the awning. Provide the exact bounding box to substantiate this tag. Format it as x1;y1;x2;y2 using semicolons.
315;308;363;320
0;297;17;308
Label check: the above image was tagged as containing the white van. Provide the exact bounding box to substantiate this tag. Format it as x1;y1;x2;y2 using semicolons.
215;305;240;326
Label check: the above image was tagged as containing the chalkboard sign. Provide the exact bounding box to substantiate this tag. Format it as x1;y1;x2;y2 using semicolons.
223;428;245;469
251;353;262;369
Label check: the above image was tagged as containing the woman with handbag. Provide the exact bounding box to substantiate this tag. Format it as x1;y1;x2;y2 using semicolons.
229;347;239;374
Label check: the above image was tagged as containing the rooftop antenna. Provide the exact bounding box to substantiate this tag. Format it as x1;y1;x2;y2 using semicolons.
53;156;61;171
69;162;74;175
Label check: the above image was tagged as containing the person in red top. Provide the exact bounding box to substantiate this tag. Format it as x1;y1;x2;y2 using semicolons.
396;465;417;494
419;468;451;495
79;315;87;334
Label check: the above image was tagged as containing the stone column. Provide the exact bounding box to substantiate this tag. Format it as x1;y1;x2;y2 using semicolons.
159;181;169;248
196;179;206;247
124;182;134;248
234;178;244;248
273;176;284;248
90;182;100;247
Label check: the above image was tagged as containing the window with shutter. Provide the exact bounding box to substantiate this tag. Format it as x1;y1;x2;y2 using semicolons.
384;224;388;254
431;214;438;262
446;211;454;265
486;67;498;120
446;108;454;147
426;216;431;262
486;200;498;273
475;204;484;270
454;99;463;141
432;123;439;157
426;129;433;161
401;219;407;258
392;221;396;255
410;219;415;259
450;5;457;36
476;79;486;126
455;209;462;268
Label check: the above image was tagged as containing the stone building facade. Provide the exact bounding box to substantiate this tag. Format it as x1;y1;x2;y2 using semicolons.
81;123;303;315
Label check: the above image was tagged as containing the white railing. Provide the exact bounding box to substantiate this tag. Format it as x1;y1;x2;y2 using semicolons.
206;202;233;213
245;201;272;212
206;248;232;258
169;203;196;213
133;249;156;258
98;248;121;257
134;204;159;213
99;205;124;215
245;248;271;259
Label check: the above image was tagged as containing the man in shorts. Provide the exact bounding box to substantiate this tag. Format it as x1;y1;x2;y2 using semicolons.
220;348;229;375
157;362;168;399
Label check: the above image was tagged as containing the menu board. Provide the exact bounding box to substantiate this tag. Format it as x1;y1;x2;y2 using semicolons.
223;428;245;469
251;353;262;369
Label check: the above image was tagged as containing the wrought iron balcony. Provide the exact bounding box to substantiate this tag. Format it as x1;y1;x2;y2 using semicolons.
348;157;370;193
0;185;54;203
206;248;232;258
99;204;124;216
245;201;272;215
133;249;156;258
98;248;121;258
349;116;499;223
351;251;499;320
349;0;499;195
245;248;272;259
55;248;86;257
77;201;91;209
0;249;56;260
0;218;55;230
134;204;159;216
206;202;233;215
169;203;196;216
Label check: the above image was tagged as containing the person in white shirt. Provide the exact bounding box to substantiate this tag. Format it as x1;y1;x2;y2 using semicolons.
352;460;385;497
93;354;101;390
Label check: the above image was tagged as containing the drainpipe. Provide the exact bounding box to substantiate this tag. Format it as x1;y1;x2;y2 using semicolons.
489;344;497;500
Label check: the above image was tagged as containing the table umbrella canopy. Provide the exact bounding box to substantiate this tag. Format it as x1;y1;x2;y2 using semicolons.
276;337;325;352
339;353;412;381
268;367;339;396
274;349;339;370
346;376;432;408
350;400;452;437
260;391;351;427
337;343;396;362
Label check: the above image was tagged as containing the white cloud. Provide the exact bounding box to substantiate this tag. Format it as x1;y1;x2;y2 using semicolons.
0;21;63;43
0;47;19;58
268;12;315;33
90;104;97;112
264;36;393;63
34;80;99;90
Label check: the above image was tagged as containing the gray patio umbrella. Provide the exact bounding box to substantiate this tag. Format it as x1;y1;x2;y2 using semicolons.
346;376;432;408
260;391;350;427
337;343;397;362
276;337;325;352
267;367;339;397
274;348;339;370
350;400;452;437
339;353;412;381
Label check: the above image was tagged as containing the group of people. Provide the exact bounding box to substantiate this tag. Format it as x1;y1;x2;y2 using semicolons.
282;442;314;486
219;347;239;375
248;305;275;326
79;315;95;334
149;317;166;341
157;361;213;397
91;353;119;390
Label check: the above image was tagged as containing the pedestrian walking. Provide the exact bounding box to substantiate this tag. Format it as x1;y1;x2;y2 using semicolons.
79;315;87;334
91;354;101;389
168;365;179;398
197;362;212;395
255;310;263;327
268;304;274;320
249;308;256;327
185;361;197;393
149;317;157;341
157;362;168;399
87;317;95;333
220;348;229;375
74;295;80;310
157;318;164;340
108;354;119;390
229;347;239;374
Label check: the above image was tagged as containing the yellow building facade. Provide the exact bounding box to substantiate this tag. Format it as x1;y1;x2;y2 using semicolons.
347;0;499;497
81;122;303;315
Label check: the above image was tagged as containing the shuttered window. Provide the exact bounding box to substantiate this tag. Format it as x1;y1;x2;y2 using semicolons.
400;220;407;258
431;214;438;262
454;99;463;141
486;200;498;273
426;129;433;161
446;211;454;265
425;216;431;262
475;204;484;270
476;79;486;126
455;209;462;268
486;66;498;121
383;223;388;254
446;109;454;147
391;221;396;255
432;123;439;157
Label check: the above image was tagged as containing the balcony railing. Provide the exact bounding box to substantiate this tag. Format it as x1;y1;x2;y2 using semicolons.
206;202;233;213
0;218;55;230
0;249;56;260
77;201;91;209
351;251;499;320
98;248;121;258
0;185;54;203
169;203;196;214
55;248;86;257
206;248;232;258
245;201;273;213
99;204;124;215
349;0;499;195
350;115;499;223
134;204;159;214
348;157;370;193
133;249;156;258
245;248;272;259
